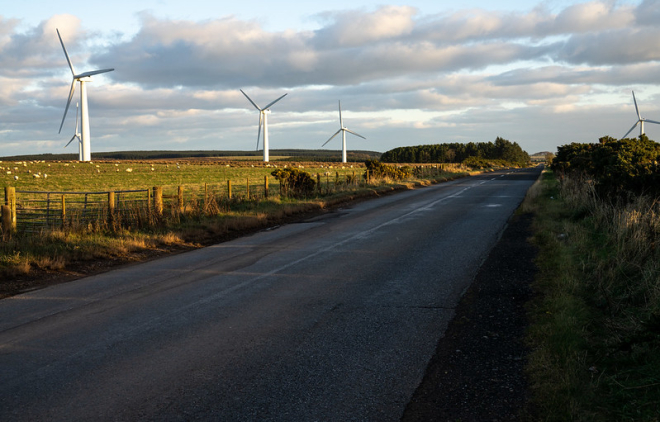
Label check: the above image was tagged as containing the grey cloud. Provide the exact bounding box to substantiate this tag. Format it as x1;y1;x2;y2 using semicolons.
490;63;660;87
96;12;556;89
634;0;660;26
557;27;660;65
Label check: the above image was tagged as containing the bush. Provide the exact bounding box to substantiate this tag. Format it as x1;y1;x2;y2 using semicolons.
364;160;411;180
552;135;660;199
271;167;316;197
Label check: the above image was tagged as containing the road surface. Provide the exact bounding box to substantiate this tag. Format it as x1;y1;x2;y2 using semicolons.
0;167;541;421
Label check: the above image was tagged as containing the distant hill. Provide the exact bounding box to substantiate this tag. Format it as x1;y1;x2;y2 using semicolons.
0;149;383;162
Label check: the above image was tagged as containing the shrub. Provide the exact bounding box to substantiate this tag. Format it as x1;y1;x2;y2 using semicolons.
271;167;316;197
552;136;660;199
364;160;411;180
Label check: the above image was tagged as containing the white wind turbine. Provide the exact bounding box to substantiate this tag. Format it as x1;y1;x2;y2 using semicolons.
64;102;83;161
240;89;287;162
322;101;366;163
57;28;114;162
622;91;660;139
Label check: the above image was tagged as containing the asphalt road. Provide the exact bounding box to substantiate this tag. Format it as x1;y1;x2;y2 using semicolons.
0;167;541;421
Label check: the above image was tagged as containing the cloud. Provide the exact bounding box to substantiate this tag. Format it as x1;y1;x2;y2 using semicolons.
314;6;417;47
557;27;660;65
0;15;83;77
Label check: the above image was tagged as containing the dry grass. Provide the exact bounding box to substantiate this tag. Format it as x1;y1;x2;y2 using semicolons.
527;170;660;421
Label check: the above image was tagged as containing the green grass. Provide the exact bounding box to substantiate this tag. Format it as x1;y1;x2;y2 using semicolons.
0;159;365;192
525;170;660;421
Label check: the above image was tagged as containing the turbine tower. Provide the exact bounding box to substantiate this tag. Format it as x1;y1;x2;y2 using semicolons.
622;91;660;139
64;102;83;161
240;89;287;162
57;28;114;162
322;101;366;163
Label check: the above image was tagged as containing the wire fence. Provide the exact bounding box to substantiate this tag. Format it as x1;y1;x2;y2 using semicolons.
1;165;461;238
11;189;150;233
1;171;371;237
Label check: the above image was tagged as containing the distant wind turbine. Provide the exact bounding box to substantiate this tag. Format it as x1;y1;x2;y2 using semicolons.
57;28;114;162
322;101;366;163
622;91;660;139
64;102;83;161
240;89;287;162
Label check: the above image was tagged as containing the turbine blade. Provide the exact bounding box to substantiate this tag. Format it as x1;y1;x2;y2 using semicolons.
241;89;261;111
256;113;262;150
632;91;641;120
59;80;76;133
263;93;287;110
622;121;639;139
645;119;660;125
56;28;76;76
65;135;77;148
75;68;115;79
345;128;366;139
338;100;343;128
322;129;342;147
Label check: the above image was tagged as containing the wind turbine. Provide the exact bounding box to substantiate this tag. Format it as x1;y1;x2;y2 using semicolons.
240;89;287;162
57;28;114;162
622;91;660;139
64;102;83;161
322;101;366;163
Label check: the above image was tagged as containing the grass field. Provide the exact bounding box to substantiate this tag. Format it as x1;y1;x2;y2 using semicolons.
0;158;364;193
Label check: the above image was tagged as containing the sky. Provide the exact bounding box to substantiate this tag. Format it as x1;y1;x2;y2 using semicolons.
1;0;660;158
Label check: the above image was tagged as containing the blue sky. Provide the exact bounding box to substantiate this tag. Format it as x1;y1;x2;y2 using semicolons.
1;0;659;158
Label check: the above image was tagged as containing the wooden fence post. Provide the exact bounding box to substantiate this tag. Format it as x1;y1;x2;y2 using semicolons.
4;187;16;230
204;183;208;210
153;186;163;216
227;180;232;199
177;186;184;213
246;177;250;200
264;176;269;198
61;195;66;228
108;191;116;227
317;174;321;194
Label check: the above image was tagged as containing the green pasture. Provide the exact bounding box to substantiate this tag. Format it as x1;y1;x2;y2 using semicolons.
0;159;365;194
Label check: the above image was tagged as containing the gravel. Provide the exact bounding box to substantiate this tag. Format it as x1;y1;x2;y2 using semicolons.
402;212;537;421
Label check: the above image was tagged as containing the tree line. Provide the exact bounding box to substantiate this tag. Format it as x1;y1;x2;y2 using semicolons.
380;137;530;167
